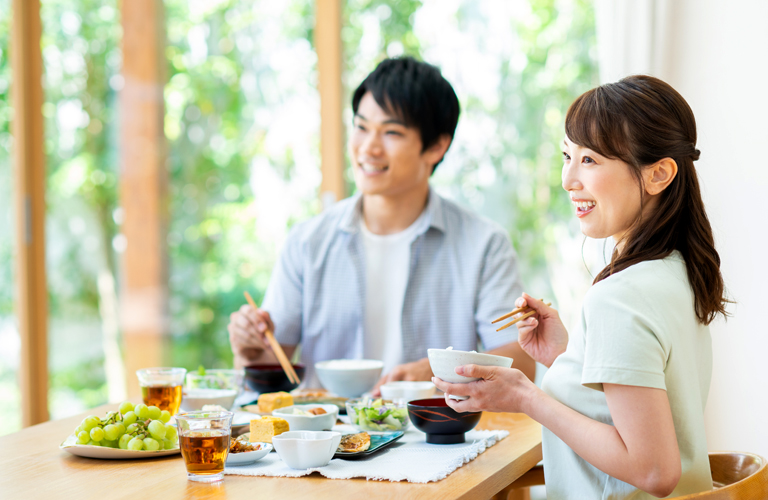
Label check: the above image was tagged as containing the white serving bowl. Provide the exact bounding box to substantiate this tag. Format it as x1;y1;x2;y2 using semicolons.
428;348;513;400
379;381;437;403
272;431;342;469
314;359;384;398
179;388;238;411
272;404;339;431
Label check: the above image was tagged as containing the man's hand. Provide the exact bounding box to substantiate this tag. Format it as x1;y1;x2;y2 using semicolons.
228;305;276;368
371;358;433;397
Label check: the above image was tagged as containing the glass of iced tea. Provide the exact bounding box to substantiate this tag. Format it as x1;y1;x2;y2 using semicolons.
176;410;234;482
136;367;186;415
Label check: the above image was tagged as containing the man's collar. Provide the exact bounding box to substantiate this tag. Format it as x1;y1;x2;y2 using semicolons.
338;187;446;235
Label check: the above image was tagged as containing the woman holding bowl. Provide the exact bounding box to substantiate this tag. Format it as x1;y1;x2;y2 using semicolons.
432;75;728;499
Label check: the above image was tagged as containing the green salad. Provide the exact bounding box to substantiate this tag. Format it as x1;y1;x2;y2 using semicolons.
349;398;409;432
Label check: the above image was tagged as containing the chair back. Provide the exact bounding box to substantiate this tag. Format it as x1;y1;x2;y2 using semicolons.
670;452;768;499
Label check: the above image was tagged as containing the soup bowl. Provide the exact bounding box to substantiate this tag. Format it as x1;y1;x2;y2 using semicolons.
407;398;482;444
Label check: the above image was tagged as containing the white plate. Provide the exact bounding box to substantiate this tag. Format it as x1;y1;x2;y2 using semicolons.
59;434;181;460
226;441;272;466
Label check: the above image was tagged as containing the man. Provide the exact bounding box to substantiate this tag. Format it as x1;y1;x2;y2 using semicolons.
229;57;534;390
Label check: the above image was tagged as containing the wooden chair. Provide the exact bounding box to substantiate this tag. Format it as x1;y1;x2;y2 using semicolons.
492;452;768;500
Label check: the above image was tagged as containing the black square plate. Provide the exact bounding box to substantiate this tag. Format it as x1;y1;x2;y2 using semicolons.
334;431;405;460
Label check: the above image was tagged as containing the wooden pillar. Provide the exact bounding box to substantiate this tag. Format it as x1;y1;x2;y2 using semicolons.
120;0;169;399
11;0;49;427
316;0;346;207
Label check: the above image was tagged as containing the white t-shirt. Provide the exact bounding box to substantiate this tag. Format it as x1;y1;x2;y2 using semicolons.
360;211;427;375
541;252;713;499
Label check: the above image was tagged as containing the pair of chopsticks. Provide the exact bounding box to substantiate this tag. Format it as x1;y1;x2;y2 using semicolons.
243;291;301;385
492;299;551;332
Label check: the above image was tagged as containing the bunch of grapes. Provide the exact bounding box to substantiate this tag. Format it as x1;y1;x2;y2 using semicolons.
72;401;179;451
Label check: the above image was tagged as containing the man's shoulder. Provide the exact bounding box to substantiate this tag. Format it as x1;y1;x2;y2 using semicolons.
286;195;357;246
434;192;509;241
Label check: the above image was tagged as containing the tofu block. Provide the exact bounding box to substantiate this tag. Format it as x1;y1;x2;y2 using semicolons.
250;416;289;443
257;391;293;413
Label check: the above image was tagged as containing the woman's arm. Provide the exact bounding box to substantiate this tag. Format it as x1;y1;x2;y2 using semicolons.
434;366;681;498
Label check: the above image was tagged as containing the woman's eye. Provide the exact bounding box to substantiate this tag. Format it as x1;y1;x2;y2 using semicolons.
562;151;571;160
582;156;594;164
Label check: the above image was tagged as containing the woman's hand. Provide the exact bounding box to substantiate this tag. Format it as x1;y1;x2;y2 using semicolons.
514;293;568;368
431;365;539;414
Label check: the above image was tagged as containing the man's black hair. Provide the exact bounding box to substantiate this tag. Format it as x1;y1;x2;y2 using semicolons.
351;56;460;172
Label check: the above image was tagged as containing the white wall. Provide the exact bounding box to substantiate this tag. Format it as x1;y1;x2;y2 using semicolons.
660;0;768;456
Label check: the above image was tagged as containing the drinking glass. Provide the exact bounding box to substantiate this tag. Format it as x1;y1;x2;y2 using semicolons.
136;367;187;415
176;410;234;482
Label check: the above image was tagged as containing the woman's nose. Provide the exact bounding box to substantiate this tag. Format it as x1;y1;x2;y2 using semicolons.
561;163;580;192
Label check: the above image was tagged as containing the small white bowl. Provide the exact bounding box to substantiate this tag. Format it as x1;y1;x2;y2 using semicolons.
180;388;238;411
314;359;384;398
272;431;342;469
272;404;339;431
226;442;272;466
428;348;513;400
379;381;436;402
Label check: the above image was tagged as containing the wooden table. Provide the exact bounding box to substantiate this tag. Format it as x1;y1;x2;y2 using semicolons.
0;405;541;500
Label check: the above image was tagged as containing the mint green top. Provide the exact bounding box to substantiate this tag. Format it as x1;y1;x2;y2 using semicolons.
541;252;713;499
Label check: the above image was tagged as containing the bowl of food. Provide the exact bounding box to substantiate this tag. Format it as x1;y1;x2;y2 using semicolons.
225;434;272;466
314;359;383;398
272;430;342;469
272;404;339;431
179;388;239;412
428;348;512;400
345;398;409;432
379;381;437;403
186;368;244;391
244;364;306;394
407;398;482;444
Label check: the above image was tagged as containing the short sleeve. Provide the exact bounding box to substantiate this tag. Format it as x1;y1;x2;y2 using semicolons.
475;230;524;349
261;225;305;345
581;279;669;392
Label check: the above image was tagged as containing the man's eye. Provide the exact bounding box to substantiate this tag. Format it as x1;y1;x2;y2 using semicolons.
355;124;367;131
385;130;403;136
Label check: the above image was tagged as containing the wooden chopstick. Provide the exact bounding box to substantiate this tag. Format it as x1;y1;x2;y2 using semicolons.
243;291;301;385
495;302;552;332
492;298;545;324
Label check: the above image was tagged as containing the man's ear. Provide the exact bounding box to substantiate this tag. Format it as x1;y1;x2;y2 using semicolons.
422;135;453;167
645;158;678;196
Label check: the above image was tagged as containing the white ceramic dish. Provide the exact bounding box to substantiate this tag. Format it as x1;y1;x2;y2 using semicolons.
59;434;180;459
180;388;238;412
272;430;342;469
225;437;272;466
428;348;513;400
379;381;436;402
272;404;339;431
314;359;384;398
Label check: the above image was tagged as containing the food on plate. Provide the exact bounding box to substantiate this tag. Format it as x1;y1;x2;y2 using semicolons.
68;400;179;451
229;435;265;454
257;391;294;413
250;416;289;443
337;432;371;453
348;398;409;432
291;407;327;416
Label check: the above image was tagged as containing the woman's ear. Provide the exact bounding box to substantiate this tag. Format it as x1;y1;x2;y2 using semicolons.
645;158;678;195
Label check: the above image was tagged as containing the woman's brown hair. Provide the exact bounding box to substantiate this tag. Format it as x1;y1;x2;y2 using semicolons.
565;75;728;325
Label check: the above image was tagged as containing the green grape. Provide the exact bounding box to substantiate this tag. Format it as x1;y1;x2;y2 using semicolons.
103;424;119;441
102;439;118;448
119;434;132;449
159;410;171;423
143;438;160;451
164;424;178;442
118;401;134;415
126;423;140;434
147;406;161;420
86;440;101;447
83;416;100;432
134;404;150;420
147;420;166;440
75;425;83;434
122;411;138;426
115;422;126;435
90;427;105;442
128;437;144;451
162;438;175;450
77;431;90;444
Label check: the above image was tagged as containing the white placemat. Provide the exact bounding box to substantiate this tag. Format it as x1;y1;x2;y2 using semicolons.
224;425;509;483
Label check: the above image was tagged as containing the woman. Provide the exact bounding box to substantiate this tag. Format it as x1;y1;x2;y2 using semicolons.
432;75;728;499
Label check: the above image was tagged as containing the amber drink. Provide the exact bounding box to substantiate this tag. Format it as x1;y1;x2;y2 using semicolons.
136;367;186;415
176;411;234;482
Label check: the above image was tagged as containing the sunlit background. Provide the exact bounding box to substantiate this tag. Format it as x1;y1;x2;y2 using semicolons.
0;0;600;434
